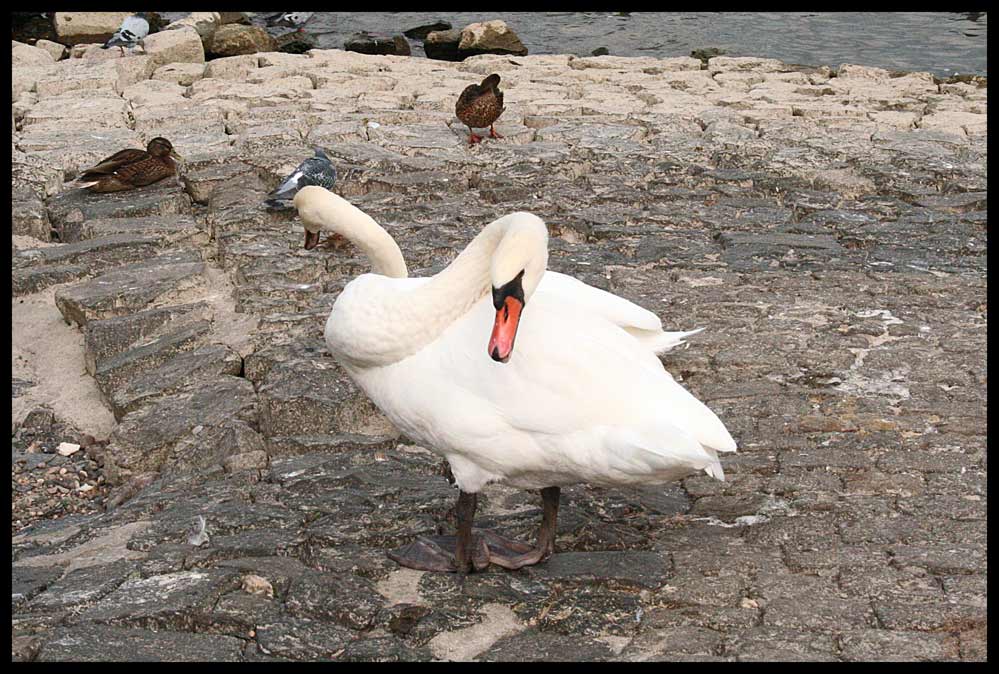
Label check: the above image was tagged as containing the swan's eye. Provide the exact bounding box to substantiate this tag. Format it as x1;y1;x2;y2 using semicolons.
492;270;526;310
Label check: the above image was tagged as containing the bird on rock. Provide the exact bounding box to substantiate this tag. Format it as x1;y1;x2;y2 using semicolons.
456;73;505;147
102;13;152;54
264;12;315;30
265;148;338;212
73;137;180;193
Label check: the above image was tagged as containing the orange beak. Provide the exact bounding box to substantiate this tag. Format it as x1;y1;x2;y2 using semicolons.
488;296;523;363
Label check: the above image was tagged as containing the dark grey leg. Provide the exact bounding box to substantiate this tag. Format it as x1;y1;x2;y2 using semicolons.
482;486;561;570
387;490;489;573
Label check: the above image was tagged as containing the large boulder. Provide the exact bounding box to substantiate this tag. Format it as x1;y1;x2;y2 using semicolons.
404;21;451;40
142;27;205;69
218;12;252;25
203;54;258;80
276;31;318;55
164;12;222;43
34;39;67;61
458;20;528;56
344;32;411;57
53;12;131;46
424;29;462;61
207;24;277;58
12;41;55;67
424;21;528;61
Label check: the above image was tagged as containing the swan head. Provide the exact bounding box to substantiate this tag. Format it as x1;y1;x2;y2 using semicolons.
293;185;337;250
488;212;548;363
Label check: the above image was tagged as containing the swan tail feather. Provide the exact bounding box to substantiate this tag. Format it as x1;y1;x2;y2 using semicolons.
627;327;704;354
603;424;728;483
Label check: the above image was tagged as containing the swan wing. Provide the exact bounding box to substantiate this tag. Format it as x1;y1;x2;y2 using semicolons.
538;272;702;355
433;293;737;467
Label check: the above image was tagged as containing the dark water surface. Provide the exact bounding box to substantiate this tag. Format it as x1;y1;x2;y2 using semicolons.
178;12;987;78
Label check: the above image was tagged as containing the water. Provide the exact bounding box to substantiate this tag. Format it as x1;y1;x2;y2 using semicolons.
222;12;987;78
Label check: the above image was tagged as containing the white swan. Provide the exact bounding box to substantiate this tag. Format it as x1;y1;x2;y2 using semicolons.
293;186;737;572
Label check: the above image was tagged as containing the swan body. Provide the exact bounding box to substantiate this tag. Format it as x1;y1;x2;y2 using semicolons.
293;186;736;570
349;285;730;492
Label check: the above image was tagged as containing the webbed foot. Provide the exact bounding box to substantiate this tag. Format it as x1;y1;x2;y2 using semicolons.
388;534;490;573
387;487;561;573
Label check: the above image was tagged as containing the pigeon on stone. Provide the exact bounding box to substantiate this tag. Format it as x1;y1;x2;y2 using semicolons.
102;13;152;54
265;148;337;210
264;12;315;30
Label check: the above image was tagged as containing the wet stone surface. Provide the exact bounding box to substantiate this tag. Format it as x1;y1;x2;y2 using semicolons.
10;47;987;661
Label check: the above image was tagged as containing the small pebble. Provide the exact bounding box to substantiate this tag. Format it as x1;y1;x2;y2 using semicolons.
241;574;274;598
57;442;81;457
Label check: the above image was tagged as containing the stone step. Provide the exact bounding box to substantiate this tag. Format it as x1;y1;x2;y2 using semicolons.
83;302;213;373
256;353;397;440
11;263;89;296
217;236;314;276
717;231;846;271
54;251;207;327
105;376;259;484
46;181;192;243
93;321;213;417
179;160;258;205
13;232;165;268
265;432;397;457
13;235;172;298
233;280;323;312
254;306;330;337
11;192;50;242
108;344;243;421
65;214;206;246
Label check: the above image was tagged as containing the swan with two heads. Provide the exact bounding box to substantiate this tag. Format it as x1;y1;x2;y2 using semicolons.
293;186;737;572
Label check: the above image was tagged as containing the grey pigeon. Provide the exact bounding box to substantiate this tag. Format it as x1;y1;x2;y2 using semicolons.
264;12;315;29
103;13;151;53
265;148;337;210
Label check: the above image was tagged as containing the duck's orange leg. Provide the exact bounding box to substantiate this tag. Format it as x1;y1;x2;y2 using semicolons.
489;124;504;139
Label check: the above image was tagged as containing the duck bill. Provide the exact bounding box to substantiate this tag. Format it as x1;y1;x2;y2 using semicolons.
488;296;523;363
304;229;321;250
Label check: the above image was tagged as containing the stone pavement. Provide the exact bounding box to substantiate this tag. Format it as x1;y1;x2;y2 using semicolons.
11;48;987;661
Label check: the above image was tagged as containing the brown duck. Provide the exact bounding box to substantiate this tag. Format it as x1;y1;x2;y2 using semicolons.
75;137;180;193
455;73;505;146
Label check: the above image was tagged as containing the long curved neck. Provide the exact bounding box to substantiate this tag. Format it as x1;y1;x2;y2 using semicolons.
321;204;408;278
404;215;513;326
330;212;546;368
